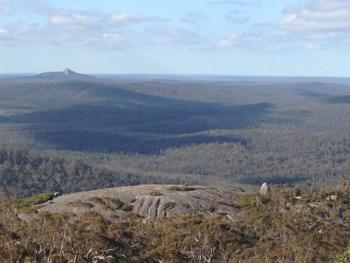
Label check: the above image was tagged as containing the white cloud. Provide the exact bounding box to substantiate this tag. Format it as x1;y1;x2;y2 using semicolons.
279;0;350;31
306;0;350;12
254;22;272;28
307;32;338;40
283;5;300;14
50;15;88;26
210;0;250;6
0;4;9;15
48;10;102;33
258;29;294;48
217;34;242;47
262;30;289;39
226;15;249;24
181;12;205;24
0;23;40;45
147;16;171;23
0;18;199;50
108;12;145;23
0;4;198;50
143;24;202;45
228;9;242;14
95;30;135;50
257;0;350;51
306;43;319;50
17;0;52;15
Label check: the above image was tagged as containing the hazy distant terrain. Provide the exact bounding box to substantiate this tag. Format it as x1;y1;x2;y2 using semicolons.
0;68;114;84
94;74;350;85
4;70;350;85
118;81;350;104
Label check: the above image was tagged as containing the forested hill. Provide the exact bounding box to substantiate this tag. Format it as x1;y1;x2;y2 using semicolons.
0;145;185;198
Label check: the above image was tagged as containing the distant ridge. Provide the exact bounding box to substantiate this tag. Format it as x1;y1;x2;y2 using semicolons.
32;68;99;82
0;69;115;84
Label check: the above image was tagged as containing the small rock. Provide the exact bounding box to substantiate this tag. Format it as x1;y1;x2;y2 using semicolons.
331;195;339;201
309;202;324;209
327;195;340;201
294;204;303;213
260;183;270;195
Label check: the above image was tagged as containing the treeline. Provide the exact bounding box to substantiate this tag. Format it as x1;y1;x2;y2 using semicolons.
2;184;350;262
0;145;185;198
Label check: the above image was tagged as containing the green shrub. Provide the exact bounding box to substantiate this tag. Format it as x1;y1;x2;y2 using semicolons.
129;198;137;203
17;193;54;208
150;190;162;196
238;195;255;208
121;203;133;211
50;254;68;263
216;200;241;208
166;185;196;191
19;207;38;215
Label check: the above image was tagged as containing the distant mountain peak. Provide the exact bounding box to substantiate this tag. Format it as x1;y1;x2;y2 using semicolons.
0;68;116;84
63;68;75;76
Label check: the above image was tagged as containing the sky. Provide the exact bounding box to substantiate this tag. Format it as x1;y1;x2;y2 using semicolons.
1;0;350;76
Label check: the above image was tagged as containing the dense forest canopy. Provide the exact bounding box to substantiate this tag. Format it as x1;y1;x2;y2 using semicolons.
0;79;349;187
0;145;188;199
0;79;347;192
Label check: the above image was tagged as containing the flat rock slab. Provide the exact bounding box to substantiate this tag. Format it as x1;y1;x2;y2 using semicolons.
37;185;245;222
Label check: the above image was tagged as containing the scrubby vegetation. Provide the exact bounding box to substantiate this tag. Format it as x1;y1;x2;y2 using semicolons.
1;183;350;262
16;193;54;208
166;185;197;191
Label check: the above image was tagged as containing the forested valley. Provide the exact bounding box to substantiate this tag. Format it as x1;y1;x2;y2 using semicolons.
0;78;350;188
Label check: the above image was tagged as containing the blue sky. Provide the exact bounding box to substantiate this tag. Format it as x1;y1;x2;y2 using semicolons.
1;0;350;76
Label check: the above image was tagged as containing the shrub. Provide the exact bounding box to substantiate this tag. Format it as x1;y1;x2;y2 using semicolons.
121;203;133;211
150;190;162;196
50;254;68;263
166;185;196;191
17;193;54;208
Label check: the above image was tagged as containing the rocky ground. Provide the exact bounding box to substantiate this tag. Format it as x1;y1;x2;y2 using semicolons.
35;185;246;222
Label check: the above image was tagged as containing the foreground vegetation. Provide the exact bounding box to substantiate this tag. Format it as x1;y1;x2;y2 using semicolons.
2;183;350;262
